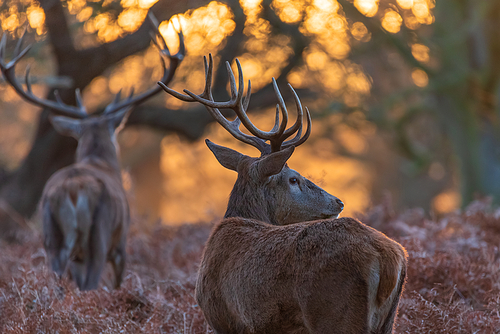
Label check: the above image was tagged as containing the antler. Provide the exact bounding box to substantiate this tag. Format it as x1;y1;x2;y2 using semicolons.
159;54;311;155
0;31;87;118
102;13;185;115
0;13;185;118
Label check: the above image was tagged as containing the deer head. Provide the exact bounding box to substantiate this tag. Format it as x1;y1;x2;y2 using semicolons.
160;55;343;225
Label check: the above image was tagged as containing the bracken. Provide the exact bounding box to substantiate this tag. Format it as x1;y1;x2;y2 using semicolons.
1;199;499;333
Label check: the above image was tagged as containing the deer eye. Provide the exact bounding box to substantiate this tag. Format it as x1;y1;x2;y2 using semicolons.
289;177;298;185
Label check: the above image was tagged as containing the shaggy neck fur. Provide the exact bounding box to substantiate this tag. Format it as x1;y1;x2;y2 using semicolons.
76;130;121;174
224;173;279;225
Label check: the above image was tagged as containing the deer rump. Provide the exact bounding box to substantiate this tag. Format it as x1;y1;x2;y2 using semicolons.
41;163;129;289
196;217;407;334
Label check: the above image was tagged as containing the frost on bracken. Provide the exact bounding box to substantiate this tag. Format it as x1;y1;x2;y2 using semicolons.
1;198;500;333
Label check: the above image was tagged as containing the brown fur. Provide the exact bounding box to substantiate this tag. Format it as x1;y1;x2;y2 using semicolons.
41;116;130;290
197;217;407;334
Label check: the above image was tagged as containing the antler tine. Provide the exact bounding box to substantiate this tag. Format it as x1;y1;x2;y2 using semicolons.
75;88;84;110
270;78;289;136
13;28;27;59
242;79;251;111
0;33;87;118
103;12;185;115
279;83;303;140
0;34;6;61
24;64;33;92
202;54;214;100
281;106;312;150
185;59;286;143
159;54;269;153
160;55;314;155
128;87;135;99
53;90;64;104
265;81;310;153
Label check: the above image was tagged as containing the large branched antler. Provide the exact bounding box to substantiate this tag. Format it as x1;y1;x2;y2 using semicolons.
159;54;311;155
0;13;185;119
103;13;185;115
0;31;87;118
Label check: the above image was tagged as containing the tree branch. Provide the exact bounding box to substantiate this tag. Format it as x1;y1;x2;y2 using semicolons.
261;0;309;84
338;0;433;75
211;0;247;100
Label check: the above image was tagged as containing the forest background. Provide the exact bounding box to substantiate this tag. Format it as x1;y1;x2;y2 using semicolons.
1;0;498;231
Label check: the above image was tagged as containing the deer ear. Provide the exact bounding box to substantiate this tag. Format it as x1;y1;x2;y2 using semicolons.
257;146;295;178
49;115;84;139
206;139;245;172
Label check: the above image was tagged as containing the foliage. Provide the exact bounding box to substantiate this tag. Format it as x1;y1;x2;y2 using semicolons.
1;202;500;333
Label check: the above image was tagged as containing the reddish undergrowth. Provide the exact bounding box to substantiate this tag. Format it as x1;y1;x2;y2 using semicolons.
1;200;500;333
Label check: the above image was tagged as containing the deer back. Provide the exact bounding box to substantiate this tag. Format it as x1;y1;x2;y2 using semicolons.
197;217;407;334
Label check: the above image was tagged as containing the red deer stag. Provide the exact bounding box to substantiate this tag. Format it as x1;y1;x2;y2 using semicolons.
0;14;184;290
160;55;407;334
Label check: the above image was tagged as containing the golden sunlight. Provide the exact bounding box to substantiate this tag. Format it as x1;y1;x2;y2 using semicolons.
411;68;428;87
313;0;339;12
321;60;345;91
404;14;421;30
157;112;371;224
27;6;45;30
76;6;93;22
346;71;371;94
337;124;368;154
412;0;434;24
351;22;370;41
381;9;402;34
67;0;87;15
272;0;304;24
159;18;182;54
162;2;235;55
306;50;328;71
1;11;19;32
354;0;379;17
411;43;430;63
118;7;147;32
397;0;413;9
138;0;159;9
432;190;460;214
240;0;263;27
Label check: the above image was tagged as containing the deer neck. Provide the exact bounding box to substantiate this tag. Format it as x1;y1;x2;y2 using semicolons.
224;178;277;225
75;138;121;175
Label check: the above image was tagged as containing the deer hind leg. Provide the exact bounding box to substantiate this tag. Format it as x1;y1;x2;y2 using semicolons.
298;268;370;334
110;238;126;288
42;201;65;276
69;260;87;290
82;221;107;290
375;265;407;334
53;195;79;277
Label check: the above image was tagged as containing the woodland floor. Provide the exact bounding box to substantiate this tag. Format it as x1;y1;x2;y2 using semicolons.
1;200;500;333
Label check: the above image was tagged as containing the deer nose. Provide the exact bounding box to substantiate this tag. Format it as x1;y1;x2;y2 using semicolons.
336;198;344;210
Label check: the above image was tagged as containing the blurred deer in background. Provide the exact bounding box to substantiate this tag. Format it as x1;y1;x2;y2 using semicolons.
0;14;184;290
160;55;407;334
